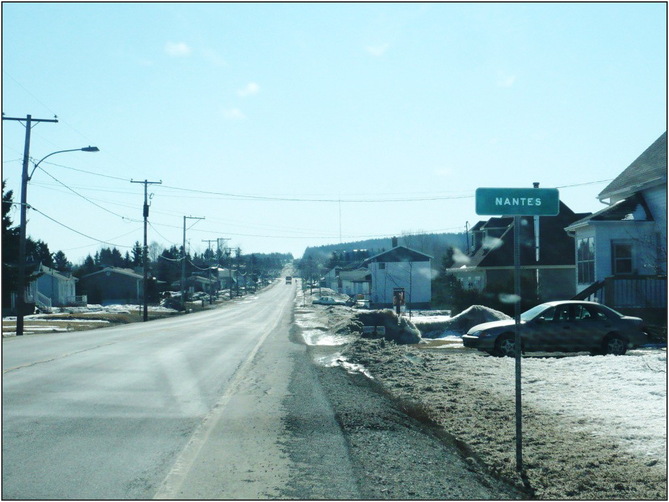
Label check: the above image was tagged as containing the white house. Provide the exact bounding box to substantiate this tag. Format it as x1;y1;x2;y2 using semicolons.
566;131;666;321
28;264;81;311
339;268;371;299
363;243;432;309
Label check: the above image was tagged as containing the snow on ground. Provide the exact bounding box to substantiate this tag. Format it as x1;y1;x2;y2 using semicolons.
466;348;667;464
523;350;666;461
295;289;667;497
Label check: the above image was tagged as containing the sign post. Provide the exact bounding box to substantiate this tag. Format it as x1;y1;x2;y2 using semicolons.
475;186;559;472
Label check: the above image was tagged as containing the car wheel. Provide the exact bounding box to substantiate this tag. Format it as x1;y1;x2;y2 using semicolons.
603;334;627;356
494;334;517;357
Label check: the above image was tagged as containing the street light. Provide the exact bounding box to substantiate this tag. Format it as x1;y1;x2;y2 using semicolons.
14;146;99;337
28;146;99;180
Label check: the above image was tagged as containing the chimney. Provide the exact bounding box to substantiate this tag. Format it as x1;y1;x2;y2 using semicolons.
391;236;398;248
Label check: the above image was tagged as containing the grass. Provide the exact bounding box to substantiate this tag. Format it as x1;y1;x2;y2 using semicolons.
1;302;215;336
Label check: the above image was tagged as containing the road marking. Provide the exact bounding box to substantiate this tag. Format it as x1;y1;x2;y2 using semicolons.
153;291;292;499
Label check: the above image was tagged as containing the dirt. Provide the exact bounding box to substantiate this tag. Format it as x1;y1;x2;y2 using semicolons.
310;304;667;500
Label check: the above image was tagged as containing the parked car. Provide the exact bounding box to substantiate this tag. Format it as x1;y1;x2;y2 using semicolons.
462;300;648;356
312;296;343;306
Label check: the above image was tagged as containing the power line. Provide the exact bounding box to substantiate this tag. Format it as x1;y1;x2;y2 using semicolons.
157;183;475;203
42;159;132;182
30;206;134;248
35;166;142;222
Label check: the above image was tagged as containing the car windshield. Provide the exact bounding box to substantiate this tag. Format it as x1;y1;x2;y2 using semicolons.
520;303;552;322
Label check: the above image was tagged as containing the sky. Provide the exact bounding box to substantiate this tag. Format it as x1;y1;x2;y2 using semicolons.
2;2;666;264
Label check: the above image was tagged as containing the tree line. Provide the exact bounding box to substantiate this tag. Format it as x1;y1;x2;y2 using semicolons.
2;182;291;309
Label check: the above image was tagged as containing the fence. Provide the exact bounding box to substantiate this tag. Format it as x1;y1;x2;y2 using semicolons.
604;276;667;309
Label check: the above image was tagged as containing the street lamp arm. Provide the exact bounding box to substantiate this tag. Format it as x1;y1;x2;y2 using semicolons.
28;146;99;180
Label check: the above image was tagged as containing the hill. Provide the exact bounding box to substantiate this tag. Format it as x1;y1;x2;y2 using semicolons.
302;232;466;270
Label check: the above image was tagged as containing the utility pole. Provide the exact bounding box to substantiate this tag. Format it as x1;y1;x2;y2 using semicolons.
202;239;217;304
131;179;162;321
3;114;58;337
216;238;230;300
181;215;204;311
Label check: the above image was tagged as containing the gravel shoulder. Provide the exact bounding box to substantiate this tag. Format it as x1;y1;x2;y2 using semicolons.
308;349;525;499
340;337;667;500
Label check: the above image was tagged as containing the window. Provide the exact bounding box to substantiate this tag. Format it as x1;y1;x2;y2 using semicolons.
555;304;571;321
576;237;595;284
612;241;633;275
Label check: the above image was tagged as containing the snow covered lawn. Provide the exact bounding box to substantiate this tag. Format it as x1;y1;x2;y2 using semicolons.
2;304;179;336
297;295;667;499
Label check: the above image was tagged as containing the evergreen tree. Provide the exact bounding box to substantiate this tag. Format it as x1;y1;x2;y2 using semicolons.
53;250;72;272
26;239;54;268
131;241;143;266
2;181;20;308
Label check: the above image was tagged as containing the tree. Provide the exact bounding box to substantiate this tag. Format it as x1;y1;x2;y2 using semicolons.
53;250;72;272
26;239;53;268
131;241;143;267
2;181;20;308
73;254;97;279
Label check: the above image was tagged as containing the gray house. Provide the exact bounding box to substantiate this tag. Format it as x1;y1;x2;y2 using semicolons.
78;267;144;305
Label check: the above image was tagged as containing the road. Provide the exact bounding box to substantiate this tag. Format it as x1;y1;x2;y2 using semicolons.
3;279;518;500
3;280;336;499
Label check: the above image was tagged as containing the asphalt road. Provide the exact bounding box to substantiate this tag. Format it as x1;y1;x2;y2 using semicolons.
3;280;309;499
3;280;519;500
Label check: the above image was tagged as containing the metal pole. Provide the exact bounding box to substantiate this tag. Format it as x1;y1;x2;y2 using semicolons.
514;215;523;472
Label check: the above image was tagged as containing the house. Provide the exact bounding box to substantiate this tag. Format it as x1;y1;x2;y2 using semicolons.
78;267;144;305
322;266;341;291
566;131;667;323
22;264;84;312
339;268;372;299
362;240;432;309
33;264;83;309
449;201;590;305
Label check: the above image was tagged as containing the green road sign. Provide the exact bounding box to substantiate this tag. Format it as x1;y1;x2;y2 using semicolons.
475;187;560;216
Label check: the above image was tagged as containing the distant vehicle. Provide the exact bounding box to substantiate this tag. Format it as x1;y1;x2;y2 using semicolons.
285;276;292;284
312;296;356;306
312;296;343;306
462;300;648;357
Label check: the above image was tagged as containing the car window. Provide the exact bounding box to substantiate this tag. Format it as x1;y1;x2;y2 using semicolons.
535;306;555;321
573;305;591;320
582;305;608;321
555;305;571;321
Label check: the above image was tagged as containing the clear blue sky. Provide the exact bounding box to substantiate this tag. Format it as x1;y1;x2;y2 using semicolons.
2;2;666;264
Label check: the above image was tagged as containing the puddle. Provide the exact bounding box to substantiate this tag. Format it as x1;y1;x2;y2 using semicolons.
301;329;352;347
313;351;374;379
417;336;464;349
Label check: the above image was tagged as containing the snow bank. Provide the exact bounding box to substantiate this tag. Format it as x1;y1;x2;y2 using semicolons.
350;309;422;344
419;305;511;339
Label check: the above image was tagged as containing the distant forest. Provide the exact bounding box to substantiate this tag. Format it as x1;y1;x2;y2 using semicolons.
302;232;467;270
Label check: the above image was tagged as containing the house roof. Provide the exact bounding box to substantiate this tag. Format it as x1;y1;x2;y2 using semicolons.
363;245;432;264
81;266;143;280
453;201;584;270
39;264;77;282
339;268;371;282
598;131;667;201
565;193;654;231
